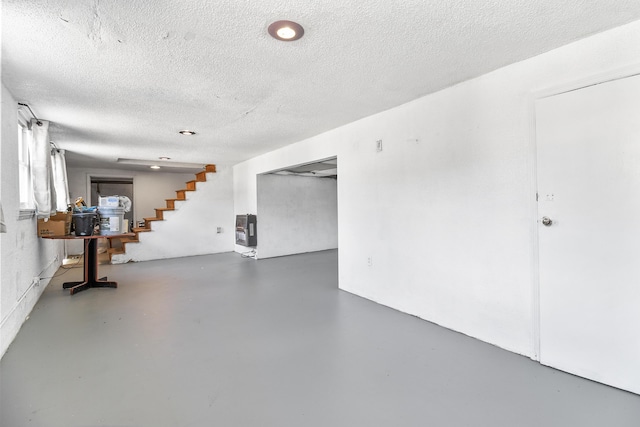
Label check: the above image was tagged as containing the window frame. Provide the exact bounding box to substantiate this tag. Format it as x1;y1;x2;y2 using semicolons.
18;108;35;218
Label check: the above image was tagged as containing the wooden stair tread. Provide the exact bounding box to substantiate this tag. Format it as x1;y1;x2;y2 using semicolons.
205;164;216;172
143;217;162;222
108;247;124;255
154;207;173;220
132;227;151;233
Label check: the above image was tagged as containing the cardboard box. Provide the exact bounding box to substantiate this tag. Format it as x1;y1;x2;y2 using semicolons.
98;196;119;207
37;212;72;237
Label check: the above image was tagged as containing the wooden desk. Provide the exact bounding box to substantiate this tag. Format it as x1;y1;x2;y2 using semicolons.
42;233;134;295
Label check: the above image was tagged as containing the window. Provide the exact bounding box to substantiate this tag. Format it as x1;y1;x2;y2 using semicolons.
18;110;34;212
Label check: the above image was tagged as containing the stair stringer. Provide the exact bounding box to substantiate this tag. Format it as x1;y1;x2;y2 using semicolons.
111;166;234;263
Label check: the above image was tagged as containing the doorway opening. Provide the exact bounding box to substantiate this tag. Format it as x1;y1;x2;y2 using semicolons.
256;157;338;260
89;177;134;231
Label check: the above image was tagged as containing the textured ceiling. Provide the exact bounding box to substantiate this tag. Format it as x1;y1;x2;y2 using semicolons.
4;0;640;171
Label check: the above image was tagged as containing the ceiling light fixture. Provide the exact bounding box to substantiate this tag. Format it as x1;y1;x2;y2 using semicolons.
268;20;304;42
159;156;171;160
117;158;206;169
179;130;196;135
150;165;161;170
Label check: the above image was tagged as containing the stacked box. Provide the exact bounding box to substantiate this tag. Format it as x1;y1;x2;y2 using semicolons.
98;196;119;207
37;212;72;237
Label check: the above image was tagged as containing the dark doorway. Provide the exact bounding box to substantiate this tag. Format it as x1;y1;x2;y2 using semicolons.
90;177;134;230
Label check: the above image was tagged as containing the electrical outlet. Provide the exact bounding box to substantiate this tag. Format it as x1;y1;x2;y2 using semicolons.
216;227;222;233
376;139;383;152
367;256;373;267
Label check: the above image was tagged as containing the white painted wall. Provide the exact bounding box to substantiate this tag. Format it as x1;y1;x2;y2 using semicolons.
1;84;64;358
111;166;235;262
257;174;338;259
234;20;640;359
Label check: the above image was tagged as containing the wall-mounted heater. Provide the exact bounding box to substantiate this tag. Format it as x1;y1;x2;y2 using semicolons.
235;214;257;247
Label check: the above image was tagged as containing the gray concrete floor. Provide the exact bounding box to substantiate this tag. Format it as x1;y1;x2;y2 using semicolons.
1;250;639;427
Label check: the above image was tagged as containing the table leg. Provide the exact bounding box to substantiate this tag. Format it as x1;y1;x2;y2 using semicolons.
63;237;118;295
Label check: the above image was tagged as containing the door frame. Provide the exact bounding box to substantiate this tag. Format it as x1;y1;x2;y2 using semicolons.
527;63;640;361
86;173;135;206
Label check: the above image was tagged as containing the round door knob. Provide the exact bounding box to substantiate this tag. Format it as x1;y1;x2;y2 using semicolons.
541;216;553;226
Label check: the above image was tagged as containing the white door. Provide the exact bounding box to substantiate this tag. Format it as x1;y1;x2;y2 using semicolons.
536;74;640;395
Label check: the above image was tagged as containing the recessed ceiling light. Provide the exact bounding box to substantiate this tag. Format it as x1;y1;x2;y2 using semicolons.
179;130;196;135
159;156;171;160
268;20;304;42
150;165;161;169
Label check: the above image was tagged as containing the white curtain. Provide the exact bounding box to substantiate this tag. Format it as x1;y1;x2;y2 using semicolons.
28;119;53;218
0;202;6;233
51;149;70;211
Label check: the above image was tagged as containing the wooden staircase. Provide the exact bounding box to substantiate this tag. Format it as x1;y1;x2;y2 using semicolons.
108;164;217;260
